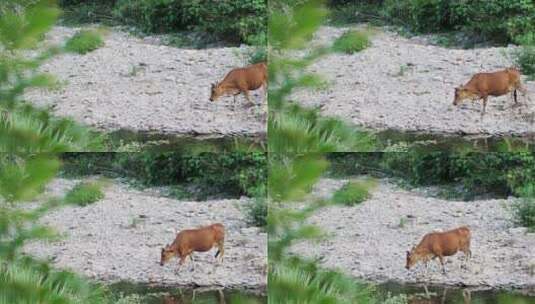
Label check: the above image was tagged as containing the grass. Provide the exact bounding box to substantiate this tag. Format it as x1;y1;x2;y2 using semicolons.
398;217;407;228
511;198;535;232
64;181;105;206
332;30;370;54
395;64;409;77
332;180;376;206
64;30;104;54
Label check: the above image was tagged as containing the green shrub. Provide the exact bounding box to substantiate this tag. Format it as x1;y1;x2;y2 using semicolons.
332;30;370;54
248;47;267;64
245;197;267;227
65;30;104;54
65;181;105;206
514;46;535;80
512;198;535;231
332;180;374;206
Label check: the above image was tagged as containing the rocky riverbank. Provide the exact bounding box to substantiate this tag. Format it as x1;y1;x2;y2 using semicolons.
26;26;266;138
293;26;535;137
24;179;267;291
293;178;535;289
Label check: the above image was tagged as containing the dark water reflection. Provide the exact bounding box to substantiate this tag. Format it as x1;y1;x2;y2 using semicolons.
108;281;266;304
107;129;265;152
378;281;535;304
376;129;535;152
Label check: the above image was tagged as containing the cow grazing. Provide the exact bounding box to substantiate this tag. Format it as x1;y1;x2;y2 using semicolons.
210;62;267;105
160;223;225;270
453;68;527;114
406;226;471;274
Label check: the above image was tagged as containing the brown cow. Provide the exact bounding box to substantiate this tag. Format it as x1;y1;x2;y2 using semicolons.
160;223;225;270
453;68;527;115
209;62;267;105
406;226;471;274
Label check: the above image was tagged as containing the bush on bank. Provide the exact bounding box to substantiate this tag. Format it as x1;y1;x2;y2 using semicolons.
328;0;535;45
60;152;267;200
328;152;535;199
59;0;267;45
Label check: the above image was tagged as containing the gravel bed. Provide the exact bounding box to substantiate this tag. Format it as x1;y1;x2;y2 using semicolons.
25;179;267;291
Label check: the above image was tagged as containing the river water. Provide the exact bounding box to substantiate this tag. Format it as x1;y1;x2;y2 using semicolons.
377;281;535;304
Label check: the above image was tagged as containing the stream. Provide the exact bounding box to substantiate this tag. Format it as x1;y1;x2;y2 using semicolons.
378;282;535;304
106;129;265;152
109;282;266;304
375;129;535;152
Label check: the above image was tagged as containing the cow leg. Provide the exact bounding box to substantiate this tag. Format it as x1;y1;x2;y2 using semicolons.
190;254;195;271
518;83;530;104
461;248;471;269
480;97;488;116
175;255;187;273
424;260;429;277
216;240;225;263
438;255;446;275
243;90;254;107
262;82;268;102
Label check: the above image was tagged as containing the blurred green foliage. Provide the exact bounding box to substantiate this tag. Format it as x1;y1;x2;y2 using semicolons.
268;0;376;153
0;0;104;152
0;2;111;303
268;2;393;303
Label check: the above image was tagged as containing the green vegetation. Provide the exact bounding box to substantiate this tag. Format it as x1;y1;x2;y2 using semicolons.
514;46;535;80
332;180;374;206
328;0;535;46
61;152;267;200
270;258;377;303
64;181;105;206
59;0;267;45
0;2;121;303
244;197;267;227
0;258;107;304
64;29;104;54
332;30;370;54
511;198;535;231
268;2;400;303
328;152;535;199
0;1;104;153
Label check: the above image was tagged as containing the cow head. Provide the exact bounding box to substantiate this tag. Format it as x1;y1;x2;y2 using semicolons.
453;85;475;106
405;249;418;270
209;82;224;102
160;244;176;266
